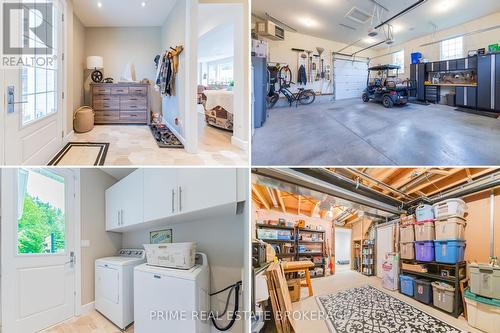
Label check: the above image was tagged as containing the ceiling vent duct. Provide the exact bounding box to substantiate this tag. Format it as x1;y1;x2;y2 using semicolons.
345;7;372;24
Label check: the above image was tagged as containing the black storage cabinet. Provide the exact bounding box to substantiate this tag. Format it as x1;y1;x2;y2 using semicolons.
414;279;433;305
496;54;500;112
252;56;268;128
477;54;492;110
417;64;426;100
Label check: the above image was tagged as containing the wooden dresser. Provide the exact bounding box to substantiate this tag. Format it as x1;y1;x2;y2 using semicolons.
91;83;149;124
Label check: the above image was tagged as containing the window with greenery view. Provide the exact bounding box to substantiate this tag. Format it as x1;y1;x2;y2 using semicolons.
17;169;65;255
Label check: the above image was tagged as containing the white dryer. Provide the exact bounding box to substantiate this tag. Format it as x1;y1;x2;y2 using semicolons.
95;249;146;329
134;253;210;333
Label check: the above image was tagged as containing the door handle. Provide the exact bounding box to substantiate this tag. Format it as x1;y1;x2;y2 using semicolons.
117;210;121;225
172;189;175;213
121;209;124;225
7;85;28;113
65;251;76;267
178;186;182;212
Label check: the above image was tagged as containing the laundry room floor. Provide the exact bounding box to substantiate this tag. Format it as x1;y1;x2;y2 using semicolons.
42;310;134;333
291;269;480;333
251;98;500;166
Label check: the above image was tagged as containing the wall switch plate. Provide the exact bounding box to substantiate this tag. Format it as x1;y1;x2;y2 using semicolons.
81;240;90;247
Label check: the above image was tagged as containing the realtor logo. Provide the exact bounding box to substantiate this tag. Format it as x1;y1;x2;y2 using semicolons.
3;2;53;55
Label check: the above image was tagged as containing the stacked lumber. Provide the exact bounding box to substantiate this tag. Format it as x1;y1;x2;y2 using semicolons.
265;262;296;333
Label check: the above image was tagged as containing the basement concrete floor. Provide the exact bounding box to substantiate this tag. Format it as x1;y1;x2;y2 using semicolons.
251;98;500;166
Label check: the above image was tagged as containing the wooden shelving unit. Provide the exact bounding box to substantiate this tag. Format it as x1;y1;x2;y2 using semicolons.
256;224;327;278
399;259;466;318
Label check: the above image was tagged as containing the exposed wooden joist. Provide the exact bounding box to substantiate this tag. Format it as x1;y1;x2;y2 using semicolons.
424;168;494;196
276;189;286;213
405;169;463;195
252;185;270;210
297;195;301;215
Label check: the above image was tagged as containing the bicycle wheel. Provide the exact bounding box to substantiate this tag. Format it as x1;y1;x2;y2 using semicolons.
298;90;316;105
268;93;280;108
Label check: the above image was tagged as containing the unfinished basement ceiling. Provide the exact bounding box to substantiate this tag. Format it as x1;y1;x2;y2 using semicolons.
252;0;500;51
331;167;498;202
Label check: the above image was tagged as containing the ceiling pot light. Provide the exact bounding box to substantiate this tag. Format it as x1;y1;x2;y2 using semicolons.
97;2;102;8
141;2;146;7
300;17;317;28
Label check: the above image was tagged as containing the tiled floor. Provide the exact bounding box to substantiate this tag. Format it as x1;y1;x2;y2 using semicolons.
68;113;247;166
292;270;480;333
42;310;134;333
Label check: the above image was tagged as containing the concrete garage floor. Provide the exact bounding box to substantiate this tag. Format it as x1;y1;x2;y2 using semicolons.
252;98;500;166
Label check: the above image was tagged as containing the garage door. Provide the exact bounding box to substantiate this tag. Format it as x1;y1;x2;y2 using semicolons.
334;59;368;100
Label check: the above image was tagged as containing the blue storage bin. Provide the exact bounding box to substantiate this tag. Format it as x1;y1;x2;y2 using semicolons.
400;274;416;297
416;204;434;222
434;240;465;264
411;52;422;64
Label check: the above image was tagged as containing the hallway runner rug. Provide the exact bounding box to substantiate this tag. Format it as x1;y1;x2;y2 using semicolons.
316;285;466;333
48;142;109;166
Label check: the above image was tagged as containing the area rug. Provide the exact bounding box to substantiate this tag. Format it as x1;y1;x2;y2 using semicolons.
316;286;466;333
150;124;184;148
48;142;109;166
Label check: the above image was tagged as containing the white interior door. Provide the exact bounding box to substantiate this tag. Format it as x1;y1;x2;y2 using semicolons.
376;224;394;278
2;0;65;165
334;59;368;100
1;168;76;332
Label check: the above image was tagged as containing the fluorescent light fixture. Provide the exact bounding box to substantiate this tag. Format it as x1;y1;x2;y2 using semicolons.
97;2;102;8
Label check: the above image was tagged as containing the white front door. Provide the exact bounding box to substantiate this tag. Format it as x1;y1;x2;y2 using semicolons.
376;224;394;278
2;0;65;165
1;168;76;332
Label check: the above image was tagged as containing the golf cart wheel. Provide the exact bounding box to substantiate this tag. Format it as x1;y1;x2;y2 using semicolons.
298;90;316;105
382;95;394;108
268;93;280;108
362;93;369;102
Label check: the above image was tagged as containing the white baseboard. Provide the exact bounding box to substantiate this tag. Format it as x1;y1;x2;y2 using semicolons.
80;301;95;315
64;130;74;144
231;135;248;151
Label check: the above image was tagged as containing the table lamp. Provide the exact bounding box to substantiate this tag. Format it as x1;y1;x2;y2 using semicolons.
87;56;104;83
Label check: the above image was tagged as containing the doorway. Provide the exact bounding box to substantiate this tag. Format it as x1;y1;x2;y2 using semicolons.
376;223;395;279
2;0;67;165
334;227;351;272
1;168;79;332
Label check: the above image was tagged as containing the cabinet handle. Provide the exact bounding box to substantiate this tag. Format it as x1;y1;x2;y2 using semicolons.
172;189;175;213
117;211;120;225
121;209;124;225
179;186;182;212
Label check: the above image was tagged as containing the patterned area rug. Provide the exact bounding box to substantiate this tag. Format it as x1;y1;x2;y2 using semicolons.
316;286;466;333
48;142;109;166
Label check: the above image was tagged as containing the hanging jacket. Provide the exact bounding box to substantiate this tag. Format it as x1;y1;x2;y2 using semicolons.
298;65;307;85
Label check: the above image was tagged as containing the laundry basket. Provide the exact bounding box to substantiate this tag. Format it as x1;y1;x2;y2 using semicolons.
73;106;95;133
433;199;466;219
416;204;434;222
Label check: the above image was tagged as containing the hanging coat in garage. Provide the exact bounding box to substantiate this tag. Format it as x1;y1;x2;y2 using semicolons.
298;65;307;85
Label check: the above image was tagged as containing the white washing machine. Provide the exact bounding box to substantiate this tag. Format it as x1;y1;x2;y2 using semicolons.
134;253;210;333
95;249;146;329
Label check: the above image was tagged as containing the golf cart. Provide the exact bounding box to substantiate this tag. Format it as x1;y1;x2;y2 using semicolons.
362;64;409;108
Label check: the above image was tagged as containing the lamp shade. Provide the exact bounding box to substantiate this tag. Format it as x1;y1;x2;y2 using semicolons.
86;56;103;69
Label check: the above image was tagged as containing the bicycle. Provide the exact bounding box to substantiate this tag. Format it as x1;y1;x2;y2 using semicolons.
268;65;316;108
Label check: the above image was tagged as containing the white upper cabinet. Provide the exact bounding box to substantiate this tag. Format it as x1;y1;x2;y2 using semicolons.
105;169;144;231
106;168;241;232
143;168;178;222
176;168;237;214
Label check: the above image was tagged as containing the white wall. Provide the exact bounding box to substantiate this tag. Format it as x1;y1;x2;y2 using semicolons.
80;169;121;306
122;210;246;333
160;0;188;143
72;14;86;111
83;27;163;115
371;11;500;78
335;228;351;263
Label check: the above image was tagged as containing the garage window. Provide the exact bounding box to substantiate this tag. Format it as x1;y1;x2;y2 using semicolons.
440;36;463;61
392;50;405;74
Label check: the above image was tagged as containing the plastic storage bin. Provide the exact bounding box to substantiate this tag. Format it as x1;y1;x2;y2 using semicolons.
434;240;465;264
257;229;277;240
400;275;416;296
414;278;433;304
400;214;416;226
433;199;466;219
143;242;196;269
415;241;435;262
464;288;500;333
432;282;455;313
400;242;415;260
469;264;500;299
435;217;466;240
415;222;435;241
400;225;415;243
411;52;422;64
416;204;434;222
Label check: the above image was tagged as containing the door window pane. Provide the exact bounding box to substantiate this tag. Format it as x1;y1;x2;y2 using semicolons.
17;169;65;255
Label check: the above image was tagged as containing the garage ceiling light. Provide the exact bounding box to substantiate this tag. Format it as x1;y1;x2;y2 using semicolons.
363;37;376;44
300;18;316;28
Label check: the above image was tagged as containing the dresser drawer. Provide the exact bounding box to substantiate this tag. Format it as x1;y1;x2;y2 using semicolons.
92;86;111;95
111;87;129;95
94;110;119;122
120;110;147;121
129;86;147;95
120;97;147;110
93;96;120;110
